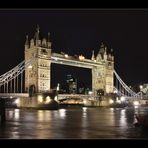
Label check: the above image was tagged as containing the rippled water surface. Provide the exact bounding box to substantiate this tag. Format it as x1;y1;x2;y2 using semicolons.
0;106;148;139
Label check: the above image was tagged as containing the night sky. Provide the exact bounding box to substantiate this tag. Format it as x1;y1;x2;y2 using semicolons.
0;9;148;88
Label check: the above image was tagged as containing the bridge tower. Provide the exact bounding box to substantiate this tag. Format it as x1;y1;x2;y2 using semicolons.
24;26;52;93
91;43;114;95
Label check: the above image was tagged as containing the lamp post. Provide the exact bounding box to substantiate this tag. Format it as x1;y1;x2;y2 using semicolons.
139;85;143;99
139;85;143;91
56;83;60;101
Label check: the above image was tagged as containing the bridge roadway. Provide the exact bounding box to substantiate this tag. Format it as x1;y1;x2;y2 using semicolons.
58;94;95;101
0;93;29;98
0;92;147;102
0;93;92;99
51;53;103;69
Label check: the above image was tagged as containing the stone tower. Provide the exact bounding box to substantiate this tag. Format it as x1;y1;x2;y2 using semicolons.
24;26;52;93
91;43;114;95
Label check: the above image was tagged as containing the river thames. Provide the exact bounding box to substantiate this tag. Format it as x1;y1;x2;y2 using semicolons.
0;106;148;139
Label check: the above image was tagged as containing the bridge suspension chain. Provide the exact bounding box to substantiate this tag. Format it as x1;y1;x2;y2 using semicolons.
113;70;138;97
0;56;36;92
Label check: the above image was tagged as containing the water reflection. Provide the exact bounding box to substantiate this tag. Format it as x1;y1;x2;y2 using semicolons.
82;107;87;118
120;109;127;127
6;109;20;120
58;109;66;119
0;107;148;139
37;110;51;121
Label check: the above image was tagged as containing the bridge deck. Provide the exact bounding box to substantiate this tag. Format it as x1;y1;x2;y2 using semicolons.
0;93;29;98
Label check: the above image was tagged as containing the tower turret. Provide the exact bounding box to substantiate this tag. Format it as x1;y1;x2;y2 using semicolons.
47;32;51;49
99;42;105;59
91;50;95;60
25;35;29;50
111;48;114;61
34;25;41;46
30;38;34;47
104;47;107;60
96;42;106;61
42;38;47;47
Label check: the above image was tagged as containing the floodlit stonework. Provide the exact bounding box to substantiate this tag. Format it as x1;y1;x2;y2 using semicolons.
91;43;114;95
25;26;114;95
25;26;51;93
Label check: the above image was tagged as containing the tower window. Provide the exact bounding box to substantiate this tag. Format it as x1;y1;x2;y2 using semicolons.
41;49;47;55
108;62;111;66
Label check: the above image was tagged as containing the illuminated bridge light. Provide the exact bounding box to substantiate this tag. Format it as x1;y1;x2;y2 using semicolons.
64;54;68;58
45;96;51;104
38;95;43;103
120;96;125;101
109;99;114;104
79;55;85;61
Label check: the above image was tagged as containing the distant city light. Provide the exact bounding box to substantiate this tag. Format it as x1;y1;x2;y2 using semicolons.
140;85;143;90
83;100;87;104
133;101;139;106
117;100;121;104
120;96;125;101
114;90;118;93
15;98;20;104
109;99;114;104
116;97;119;101
88;91;93;95
116;97;121;103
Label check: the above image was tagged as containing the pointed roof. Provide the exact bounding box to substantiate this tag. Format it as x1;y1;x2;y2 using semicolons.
34;24;40;40
25;35;29;45
99;42;105;54
48;32;50;42
91;50;95;60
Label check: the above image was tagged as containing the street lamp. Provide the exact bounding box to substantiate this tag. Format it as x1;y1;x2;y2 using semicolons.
139;85;143;90
55;83;60;102
57;83;60;91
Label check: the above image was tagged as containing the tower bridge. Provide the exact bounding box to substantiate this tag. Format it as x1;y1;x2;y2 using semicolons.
0;26;143;108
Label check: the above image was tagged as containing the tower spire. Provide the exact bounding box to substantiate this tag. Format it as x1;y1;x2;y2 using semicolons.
91;50;95;60
111;48;114;60
34;24;40;46
37;24;39;32
35;24;40;40
25;35;29;49
47;32;51;49
111;48;113;53
48;32;50;42
25;35;29;45
104;47;107;55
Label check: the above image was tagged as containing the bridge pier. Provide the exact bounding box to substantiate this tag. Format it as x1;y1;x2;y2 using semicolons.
17;90;59;109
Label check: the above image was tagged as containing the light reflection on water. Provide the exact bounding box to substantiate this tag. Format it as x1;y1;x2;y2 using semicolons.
37;110;52;121
120;109;127;127
58;109;66;119
0;107;148;139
